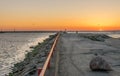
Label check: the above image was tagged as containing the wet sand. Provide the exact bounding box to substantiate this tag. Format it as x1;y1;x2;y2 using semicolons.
55;33;120;76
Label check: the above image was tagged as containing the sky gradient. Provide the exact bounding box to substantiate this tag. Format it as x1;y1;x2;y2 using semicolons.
0;0;120;31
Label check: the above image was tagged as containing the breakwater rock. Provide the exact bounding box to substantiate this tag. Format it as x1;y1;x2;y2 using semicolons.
82;34;110;42
8;34;57;76
90;56;112;71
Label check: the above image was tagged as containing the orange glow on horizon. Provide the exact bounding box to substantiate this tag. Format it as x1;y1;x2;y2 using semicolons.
1;24;120;31
0;0;120;31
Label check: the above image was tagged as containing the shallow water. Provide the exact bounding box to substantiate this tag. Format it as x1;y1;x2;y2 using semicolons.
0;33;54;76
108;34;120;38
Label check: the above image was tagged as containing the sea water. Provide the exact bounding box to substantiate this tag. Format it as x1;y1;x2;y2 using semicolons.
0;33;54;76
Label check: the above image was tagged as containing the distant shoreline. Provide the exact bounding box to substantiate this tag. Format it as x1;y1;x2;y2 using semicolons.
0;30;120;33
0;31;57;33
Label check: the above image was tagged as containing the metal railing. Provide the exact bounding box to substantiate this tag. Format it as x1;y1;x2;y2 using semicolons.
38;33;60;76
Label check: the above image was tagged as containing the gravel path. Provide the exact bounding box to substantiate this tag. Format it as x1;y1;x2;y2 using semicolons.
56;33;120;76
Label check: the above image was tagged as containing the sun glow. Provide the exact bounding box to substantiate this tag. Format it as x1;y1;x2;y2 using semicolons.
99;28;103;31
0;0;120;31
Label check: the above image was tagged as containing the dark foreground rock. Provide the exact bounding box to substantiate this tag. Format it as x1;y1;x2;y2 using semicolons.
90;56;112;71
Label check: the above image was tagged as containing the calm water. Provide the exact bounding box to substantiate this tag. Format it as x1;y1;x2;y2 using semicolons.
0;33;54;76
108;33;120;38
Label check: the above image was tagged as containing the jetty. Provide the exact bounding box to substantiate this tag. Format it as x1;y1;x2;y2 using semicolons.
8;32;120;76
38;32;120;76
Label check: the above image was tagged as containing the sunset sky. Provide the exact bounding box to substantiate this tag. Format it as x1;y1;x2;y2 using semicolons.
0;0;120;31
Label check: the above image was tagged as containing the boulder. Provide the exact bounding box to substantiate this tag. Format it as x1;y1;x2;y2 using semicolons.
89;56;112;71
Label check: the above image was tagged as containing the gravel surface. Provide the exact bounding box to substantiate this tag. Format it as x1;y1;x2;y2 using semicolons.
56;33;120;76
